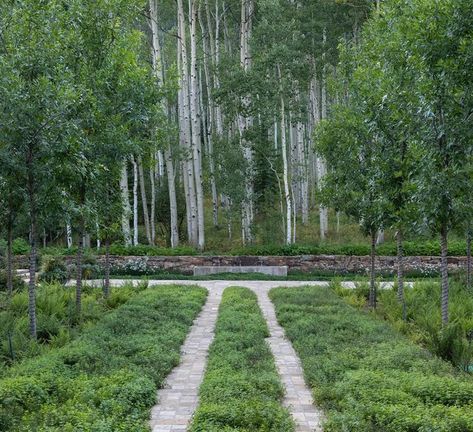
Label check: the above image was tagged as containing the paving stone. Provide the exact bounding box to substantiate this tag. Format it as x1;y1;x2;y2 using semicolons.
98;280;328;432
149;285;224;432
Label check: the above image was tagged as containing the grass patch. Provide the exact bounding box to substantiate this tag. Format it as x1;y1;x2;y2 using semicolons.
270;286;473;431
190;287;294;432
0;285;207;431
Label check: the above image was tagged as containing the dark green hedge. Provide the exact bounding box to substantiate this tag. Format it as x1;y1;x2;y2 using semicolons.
189;287;294;432
38;239;470;257
0;286;207;431
270;286;473;432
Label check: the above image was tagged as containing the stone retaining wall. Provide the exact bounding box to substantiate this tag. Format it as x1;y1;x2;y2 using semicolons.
12;254;470;275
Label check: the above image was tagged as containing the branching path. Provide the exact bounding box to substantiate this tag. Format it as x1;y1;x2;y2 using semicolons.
88;280;409;432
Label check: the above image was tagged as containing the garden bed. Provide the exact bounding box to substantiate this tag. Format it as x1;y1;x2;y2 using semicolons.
270;286;473;431
0;285;207;431
190;287;294;431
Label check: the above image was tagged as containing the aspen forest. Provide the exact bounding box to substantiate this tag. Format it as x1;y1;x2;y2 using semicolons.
1;0;473;431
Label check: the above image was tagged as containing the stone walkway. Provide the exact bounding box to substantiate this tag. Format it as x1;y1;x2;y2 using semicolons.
144;281;327;432
88;279;411;432
149;285;224;432
254;286;324;432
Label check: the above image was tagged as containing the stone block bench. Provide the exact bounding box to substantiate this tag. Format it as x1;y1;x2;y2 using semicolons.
193;265;288;277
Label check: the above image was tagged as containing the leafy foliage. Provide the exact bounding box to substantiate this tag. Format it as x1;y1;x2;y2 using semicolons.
0;285;207;431
270;286;473;431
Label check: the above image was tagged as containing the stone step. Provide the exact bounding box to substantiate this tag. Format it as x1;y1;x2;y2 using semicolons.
193;265;288;276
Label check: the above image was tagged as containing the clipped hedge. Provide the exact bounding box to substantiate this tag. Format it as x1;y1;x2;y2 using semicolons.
0;285;207;431
269;286;473;432
190;287;294;432
31;239;471;258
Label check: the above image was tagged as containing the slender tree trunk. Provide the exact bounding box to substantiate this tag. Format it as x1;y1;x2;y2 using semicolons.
397;230;407;321
138;156;152;245
440;223;449;325
189;0;205;251
66;222;73;248
166;149;179;248
104;236;110;298
7;215;13;295
27;163;37;339
467;228;472;291
278;68;292;245
150;163;156;245
132;156;139;246
369;229;377;309
177;0;198;246
120;161;132;246
376;229;385;245
76;186;85;316
238;0;254;245
149;0;179;248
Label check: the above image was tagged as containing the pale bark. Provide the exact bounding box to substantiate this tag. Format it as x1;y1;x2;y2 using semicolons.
376;229;385;245
132;156;139;246
278;69;292;245
149;0;179;247
66;222;73;248
189;0;205;250
120;162;132;246
150;163;156;245
27;165;37;339
138;155;152;245
177;0;198;246
238;0;254;245
319;32;329;239
199;10;219;227
165;149;179;247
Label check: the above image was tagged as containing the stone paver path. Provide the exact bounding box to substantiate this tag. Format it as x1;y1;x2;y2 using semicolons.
83;279;412;431
149;284;224;432
254;286;324;432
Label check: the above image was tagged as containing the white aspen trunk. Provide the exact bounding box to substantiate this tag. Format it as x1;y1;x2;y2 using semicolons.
238;0;254;245
199;13;219;228
273;117;278;150
292;184;297;244
138;156;152;245
189;0;205;250
96;221;101;250
66;222;73;248
319;30;329;240
278;66;292;245
120;161;132;246
298;121;309;225
177;0;198;246
165;149;179;247
149;0;179;247
149;162;156;245
131;156;139;246
376;230;385;245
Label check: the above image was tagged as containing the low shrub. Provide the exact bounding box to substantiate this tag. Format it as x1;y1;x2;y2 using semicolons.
0;271;26;292
38;255;68;284
190;287;294;432
0;285;207;431
0;282;148;365
270;286;473;432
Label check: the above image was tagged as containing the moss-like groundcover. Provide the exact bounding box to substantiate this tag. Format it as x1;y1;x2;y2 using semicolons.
190;287;294;431
0;285;207;431
270;286;473;432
